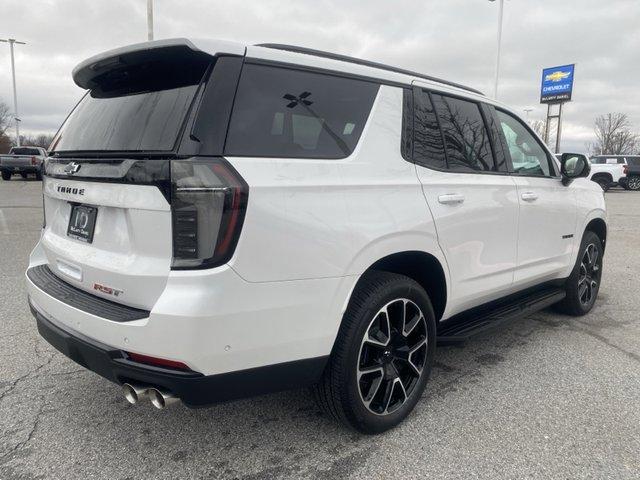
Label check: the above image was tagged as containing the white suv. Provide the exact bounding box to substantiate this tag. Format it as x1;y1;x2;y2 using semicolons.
26;38;606;433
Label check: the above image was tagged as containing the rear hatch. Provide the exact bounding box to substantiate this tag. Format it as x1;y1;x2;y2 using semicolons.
41;40;247;310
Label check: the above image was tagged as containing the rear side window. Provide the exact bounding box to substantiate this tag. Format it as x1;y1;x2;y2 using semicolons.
432;94;495;172
412;89;447;169
225;64;379;159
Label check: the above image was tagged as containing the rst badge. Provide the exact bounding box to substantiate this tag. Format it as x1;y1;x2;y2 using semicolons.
93;282;124;298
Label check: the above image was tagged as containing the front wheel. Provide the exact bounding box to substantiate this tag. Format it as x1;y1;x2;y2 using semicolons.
555;231;603;316
1;170;11;181
627;176;640;191
313;271;436;434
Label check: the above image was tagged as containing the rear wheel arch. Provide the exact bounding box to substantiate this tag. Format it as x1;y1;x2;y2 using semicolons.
353;251;447;322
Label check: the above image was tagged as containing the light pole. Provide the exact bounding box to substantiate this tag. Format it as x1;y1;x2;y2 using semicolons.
489;0;504;100
0;38;26;146
524;107;533;121
147;0;154;40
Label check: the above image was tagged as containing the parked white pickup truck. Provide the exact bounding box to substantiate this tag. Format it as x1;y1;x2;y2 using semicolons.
588;155;628;191
0;146;47;180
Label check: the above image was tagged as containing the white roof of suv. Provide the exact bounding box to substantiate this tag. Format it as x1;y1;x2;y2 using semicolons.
73;37;492;105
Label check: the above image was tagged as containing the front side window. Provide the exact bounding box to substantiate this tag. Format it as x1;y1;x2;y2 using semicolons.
496;110;552;176
432;94;495;172
225;64;379;159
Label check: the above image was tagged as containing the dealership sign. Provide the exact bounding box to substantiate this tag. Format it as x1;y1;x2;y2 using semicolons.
540;64;575;104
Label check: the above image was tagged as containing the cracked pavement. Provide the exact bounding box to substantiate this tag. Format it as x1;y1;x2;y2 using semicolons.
1;180;639;479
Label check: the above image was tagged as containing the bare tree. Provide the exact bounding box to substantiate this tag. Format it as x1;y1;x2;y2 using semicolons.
0;101;13;153
16;133;55;150
592;113;638;155
530;120;546;139
0;101;11;136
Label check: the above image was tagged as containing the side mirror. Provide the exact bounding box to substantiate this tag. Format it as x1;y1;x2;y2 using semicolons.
560;153;590;185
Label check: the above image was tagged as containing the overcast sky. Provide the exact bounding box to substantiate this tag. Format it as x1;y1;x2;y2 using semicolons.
1;0;639;152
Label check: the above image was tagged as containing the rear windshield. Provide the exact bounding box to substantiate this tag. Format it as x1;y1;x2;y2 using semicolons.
627;157;640;166
11;147;40;155
51;54;210;153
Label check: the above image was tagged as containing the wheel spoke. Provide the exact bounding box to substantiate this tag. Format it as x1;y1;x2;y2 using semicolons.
578;282;588;302
357;365;384;380
407;338;427;376
365;310;391;347
363;375;384;408
590;247;599;269
403;311;422;337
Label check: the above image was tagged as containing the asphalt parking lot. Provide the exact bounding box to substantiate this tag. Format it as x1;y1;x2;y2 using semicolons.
0;179;638;480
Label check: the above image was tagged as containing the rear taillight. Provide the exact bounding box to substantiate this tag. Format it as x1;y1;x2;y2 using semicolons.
31;156;37;165
170;158;248;270
623;165;629;175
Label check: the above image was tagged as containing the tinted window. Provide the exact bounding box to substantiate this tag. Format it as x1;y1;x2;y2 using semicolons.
11;148;40;155
432;94;495;172
225;65;379;159
497;110;551;176
412;90;446;169
51;54;210;153
627;157;640;166
52;86;198;152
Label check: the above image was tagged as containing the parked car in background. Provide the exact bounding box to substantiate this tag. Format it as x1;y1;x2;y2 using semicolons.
26;38;606;433
0;146;47;180
588;155;628;191
619;155;640;190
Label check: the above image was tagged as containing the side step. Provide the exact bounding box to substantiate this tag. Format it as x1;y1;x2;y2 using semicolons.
436;287;566;345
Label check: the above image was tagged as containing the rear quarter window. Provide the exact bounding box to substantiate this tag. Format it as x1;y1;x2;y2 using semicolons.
224;64;379;159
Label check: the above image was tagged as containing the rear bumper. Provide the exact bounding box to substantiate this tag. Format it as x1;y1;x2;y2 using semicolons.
30;302;327;407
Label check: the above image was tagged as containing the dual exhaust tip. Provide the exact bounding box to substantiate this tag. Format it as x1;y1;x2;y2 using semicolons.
122;383;178;410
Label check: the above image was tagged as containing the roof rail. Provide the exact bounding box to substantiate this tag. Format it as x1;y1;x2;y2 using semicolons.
256;43;484;96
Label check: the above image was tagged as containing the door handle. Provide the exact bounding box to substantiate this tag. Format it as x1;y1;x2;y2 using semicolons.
521;192;538;202
438;193;465;205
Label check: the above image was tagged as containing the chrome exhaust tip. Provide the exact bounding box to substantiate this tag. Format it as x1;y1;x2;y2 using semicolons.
122;383;149;405
148;388;178;410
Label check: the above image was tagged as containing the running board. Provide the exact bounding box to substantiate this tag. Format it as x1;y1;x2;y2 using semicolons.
436;287;566;345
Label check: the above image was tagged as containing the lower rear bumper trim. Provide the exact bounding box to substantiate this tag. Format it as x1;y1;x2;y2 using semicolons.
30;302;328;407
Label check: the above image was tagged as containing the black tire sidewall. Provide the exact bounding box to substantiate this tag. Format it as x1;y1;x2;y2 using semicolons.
566;231;603;315
341;275;436;433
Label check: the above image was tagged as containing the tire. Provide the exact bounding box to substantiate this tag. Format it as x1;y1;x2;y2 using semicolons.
628;176;640;191
313;271;436;434
1;170;11;181
35;171;42;181
554;231;603;316
619;177;630;190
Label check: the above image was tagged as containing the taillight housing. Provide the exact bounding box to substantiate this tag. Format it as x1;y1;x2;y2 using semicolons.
170;158;248;270
31;156;37;165
623;165;629;175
